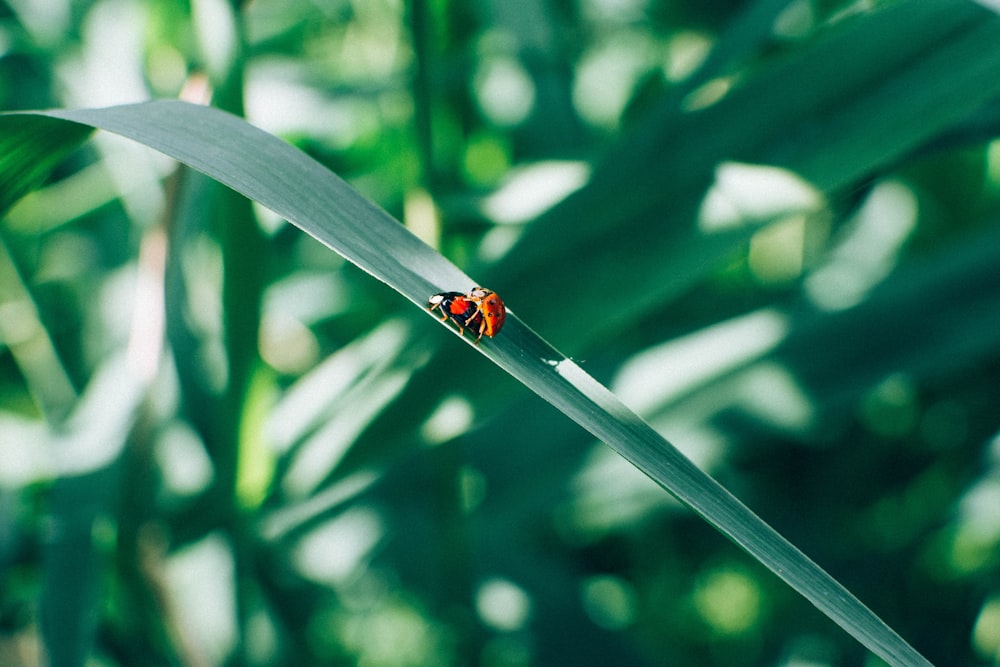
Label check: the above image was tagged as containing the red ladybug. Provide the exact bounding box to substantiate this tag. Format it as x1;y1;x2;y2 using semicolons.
427;291;480;334
427;287;506;343
466;287;506;339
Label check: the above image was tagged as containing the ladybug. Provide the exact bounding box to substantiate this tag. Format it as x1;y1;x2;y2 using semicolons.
427;287;506;343
466;287;506;339
427;291;479;334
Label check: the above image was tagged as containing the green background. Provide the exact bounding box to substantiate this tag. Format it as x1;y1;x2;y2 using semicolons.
2;0;1000;665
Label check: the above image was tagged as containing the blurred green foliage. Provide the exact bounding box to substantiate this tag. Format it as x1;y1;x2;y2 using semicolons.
2;0;1000;666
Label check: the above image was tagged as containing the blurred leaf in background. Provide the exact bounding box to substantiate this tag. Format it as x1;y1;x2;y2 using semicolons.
2;0;1000;666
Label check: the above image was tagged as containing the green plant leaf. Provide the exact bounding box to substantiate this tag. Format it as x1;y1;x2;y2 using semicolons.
0;115;93;218
497;0;1000;349
0;100;932;666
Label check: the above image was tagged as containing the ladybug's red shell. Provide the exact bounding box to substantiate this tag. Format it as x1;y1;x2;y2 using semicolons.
428;287;506;343
467;288;506;339
427;292;480;332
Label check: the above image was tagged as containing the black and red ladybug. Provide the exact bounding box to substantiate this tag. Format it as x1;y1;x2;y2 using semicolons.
427;287;506;343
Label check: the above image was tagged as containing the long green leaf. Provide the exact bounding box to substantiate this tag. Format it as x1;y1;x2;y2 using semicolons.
498;0;1000;347
0;100;933;666
0;115;92;218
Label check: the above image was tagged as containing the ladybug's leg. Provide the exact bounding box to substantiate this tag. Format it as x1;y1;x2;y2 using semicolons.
429;304;463;333
429;307;459;334
472;318;487;344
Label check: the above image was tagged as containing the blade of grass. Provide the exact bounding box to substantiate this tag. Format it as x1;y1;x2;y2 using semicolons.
1;101;932;666
40;354;148;666
495;0;1000;347
0;115;93;218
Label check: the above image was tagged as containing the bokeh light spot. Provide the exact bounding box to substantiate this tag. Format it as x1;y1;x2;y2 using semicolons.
692;566;764;636
581;575;637;630
476;578;532;632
